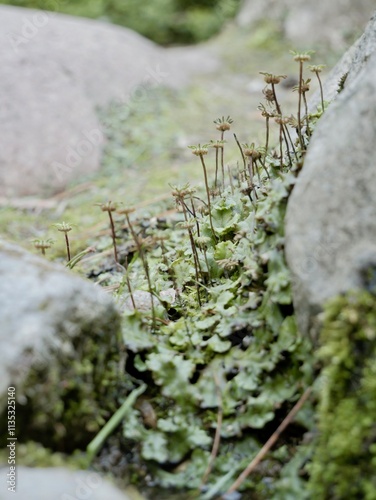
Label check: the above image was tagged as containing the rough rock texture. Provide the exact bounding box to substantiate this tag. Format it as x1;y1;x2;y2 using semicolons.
285;44;376;338
0;5;218;197
118;289;176;313
1;467;131;500
310;13;376;111
0;239;120;405
237;0;374;50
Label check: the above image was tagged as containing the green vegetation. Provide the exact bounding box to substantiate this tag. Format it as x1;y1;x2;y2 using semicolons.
0;305;122;452
1;0;241;45
108;151;314;497
1;9;374;496
309;290;376;499
0;50;330;499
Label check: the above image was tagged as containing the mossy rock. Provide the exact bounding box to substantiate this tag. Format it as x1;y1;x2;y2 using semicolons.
0;325;126;452
309;290;376;499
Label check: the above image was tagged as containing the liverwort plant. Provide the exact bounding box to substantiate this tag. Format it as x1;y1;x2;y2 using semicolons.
32;238;54;256
309;64;326;112
242;142;269;184
210;139;226;192
213;116;233;191
259;72;286;116
195;235;213;285
171;184;203;305
26;49;329;498
257;104;275;165
189;144;217;241
259;72;294;165
118;206;156;330
233;133;246;173
274;116;292;168
96;201;118;263
293;78;312;136
290;50;315;150
53;221;73;262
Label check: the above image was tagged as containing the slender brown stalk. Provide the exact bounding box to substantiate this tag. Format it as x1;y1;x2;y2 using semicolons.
233;133;246;172
278;123;283;169
271;83;282;115
295;62;307;151
173;192;202;306
258;103;274;167
227;165;235;195
201;373;223;486
185;225;202;307
224;387;312;496
98;202;119;263
215;147;219;189
203;247;212;285
190;195;200;237
64;233;71;261
124;211;156;330
309;65;325;112
317;73;324;111
220;131;225;191
213;117;233;192
199;154;217;241
189;145;217;241
303;91;310;136
196;235;212;286
124;257;136;310
105;210;118;262
284;123;298;160
265;116;270;163
53;222;73;262
271;85;293;165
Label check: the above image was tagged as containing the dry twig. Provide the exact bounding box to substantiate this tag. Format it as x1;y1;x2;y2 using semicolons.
223;386;312;496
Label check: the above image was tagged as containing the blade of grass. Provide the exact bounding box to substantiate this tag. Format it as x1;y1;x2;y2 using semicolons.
201;469;235;500
87;383;147;461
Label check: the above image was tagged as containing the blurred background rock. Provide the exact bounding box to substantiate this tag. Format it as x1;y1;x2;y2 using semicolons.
0;0;375;248
0;0;242;45
1;0;374;48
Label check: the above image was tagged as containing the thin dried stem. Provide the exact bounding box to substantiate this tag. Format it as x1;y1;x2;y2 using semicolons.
317;73;325;111
124;212;156;329
199;154;217;242
297;62;305;150
220;131;225;192
233;133;246;172
201;373;223;486
264;116;270;164
224;387;312;496
303;92;311;136
107;211;118;263
64;233;71;262
227;165;235;195
214;147;219;189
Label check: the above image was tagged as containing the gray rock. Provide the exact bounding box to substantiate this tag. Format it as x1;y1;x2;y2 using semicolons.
237;0;374;50
0;6;218;197
309;12;376;111
119;289;176;313
285;48;376;339
0;466;131;500
0;239;120;406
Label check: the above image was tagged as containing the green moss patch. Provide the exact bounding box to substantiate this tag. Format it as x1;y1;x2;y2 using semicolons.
309;290;376;499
